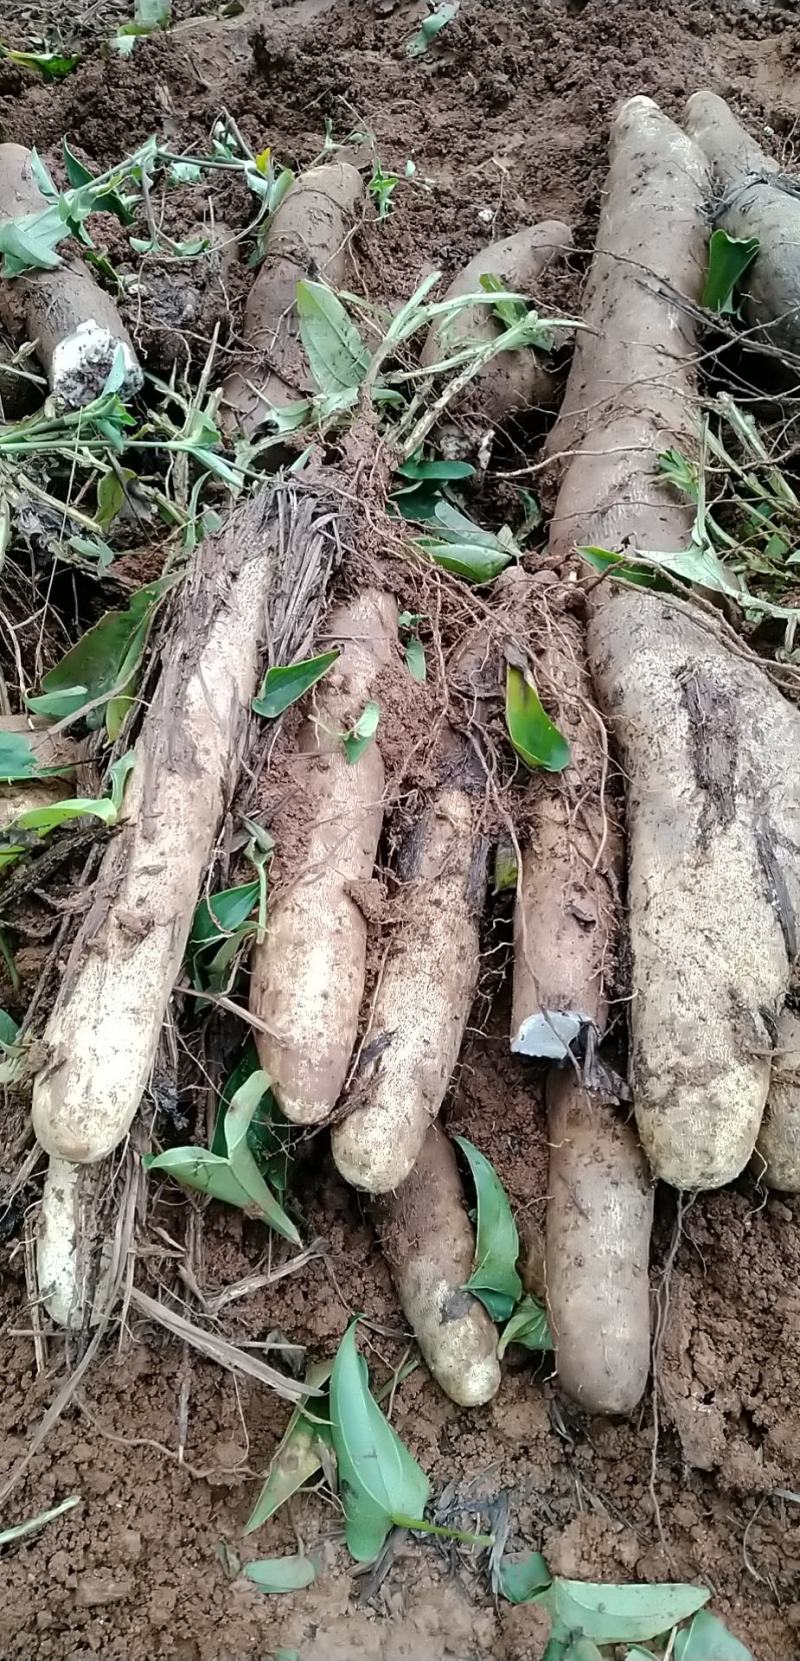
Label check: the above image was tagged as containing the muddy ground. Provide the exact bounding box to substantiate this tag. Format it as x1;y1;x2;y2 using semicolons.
2;1;800;1657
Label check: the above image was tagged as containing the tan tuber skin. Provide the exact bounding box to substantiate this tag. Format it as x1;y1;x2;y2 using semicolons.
250;589;397;1126
330;770;486;1193
32;495;299;1165
421;221;573;425
685;90;800;360
221;162;365;436
756;1006;800;1193
374;1123;500;1407
546;1069;653;1415
0;144;142;408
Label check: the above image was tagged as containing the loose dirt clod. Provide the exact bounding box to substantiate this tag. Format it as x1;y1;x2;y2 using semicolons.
0;144;142;407
374;1122;501;1407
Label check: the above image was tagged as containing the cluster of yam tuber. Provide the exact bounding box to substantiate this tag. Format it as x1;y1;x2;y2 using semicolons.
13;89;800;1419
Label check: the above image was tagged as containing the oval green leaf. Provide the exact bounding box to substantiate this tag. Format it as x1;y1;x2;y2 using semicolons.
243;1554;316;1593
454;1136;522;1314
329;1322;429;1563
342;700;380;765
674;1610;754;1661
546;1580;709;1645
253;649;339;719
296;279;369;395
245;1360;333;1533
415;540;512;583
498;1551;551;1605
505;665;570;773
497;1293;552;1358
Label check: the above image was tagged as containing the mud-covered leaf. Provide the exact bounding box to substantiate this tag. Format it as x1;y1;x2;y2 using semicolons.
492;843;517;894
406;0;460;55
26;576;174;731
253;649;339;719
330;1322;430;1562
497;1294;552;1358
342;700;380;765
505;665;570;773
674;1610;754;1661
245;1361;334;1532
498;1551;551;1605
403;635;426;682
544;1580;709;1644
702;229;759;315
395;457;475;483
296;280;369;395
455;1136;522;1321
415;538;512;582
135;0;171;21
0;731;67;783
243;1554;316;1593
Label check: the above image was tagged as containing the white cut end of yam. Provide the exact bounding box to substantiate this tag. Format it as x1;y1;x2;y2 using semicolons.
511;1009;589;1060
51;320;143;409
37;1156;112;1329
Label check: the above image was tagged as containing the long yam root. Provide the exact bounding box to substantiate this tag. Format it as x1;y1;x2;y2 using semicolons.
546;1069;653;1415
331;773;486;1192
421;221;573;425
0;144;142;407
374;1123;500;1407
222;162;364;436
32;490;334;1164
685;90;800;360
250;589;397;1126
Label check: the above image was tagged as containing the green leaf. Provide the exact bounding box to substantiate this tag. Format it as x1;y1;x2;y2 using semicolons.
674;1610;754;1661
454;1136;522;1318
26;577;174;729
479;271;529;331
135;0;171;22
212;1043;293;1188
543;1581;709;1645
404;635;426;682
0;1009;19;1047
497;1294;552;1357
190;882;260;953
505;665;570;773
329;1322;430;1562
392;483;446;521
492;843;517;894
342;700;380;765
564;1644;604;1661
578;545;664;591
406;0;460;55
0;202;66;277
295;280;369;396
252;649;339;719
0;731;68;783
414;538;512;583
0;45;78;81
702;229;759;315
498;1551;552;1604
62;141;135;225
395;457;475;483
245;1361;333;1532
243;1555;315;1593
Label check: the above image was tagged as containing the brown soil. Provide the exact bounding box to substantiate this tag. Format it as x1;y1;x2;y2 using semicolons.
3;2;800;1658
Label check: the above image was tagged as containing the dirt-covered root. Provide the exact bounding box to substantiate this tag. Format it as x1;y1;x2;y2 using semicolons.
755;1005;800;1192
546;1068;653;1415
37;1157;110;1328
420;220;573;426
546;95;709;563
0;145;142;408
31;491;332;1169
331;777;486;1193
250;589;397;1126
511;602;620;1061
589;590;800;1191
221;162;364;437
0;715;83;829
374;1123;500;1407
685;90;800;360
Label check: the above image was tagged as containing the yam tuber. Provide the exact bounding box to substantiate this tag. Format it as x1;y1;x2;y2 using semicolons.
222;163;364;436
685;90;800;359
756;1005;800;1193
0;144;142;408
330;771;486;1193
250;589;397;1126
546;1070;653;1415
374;1123;500;1407
420;221;573;425
32;490;335;1164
